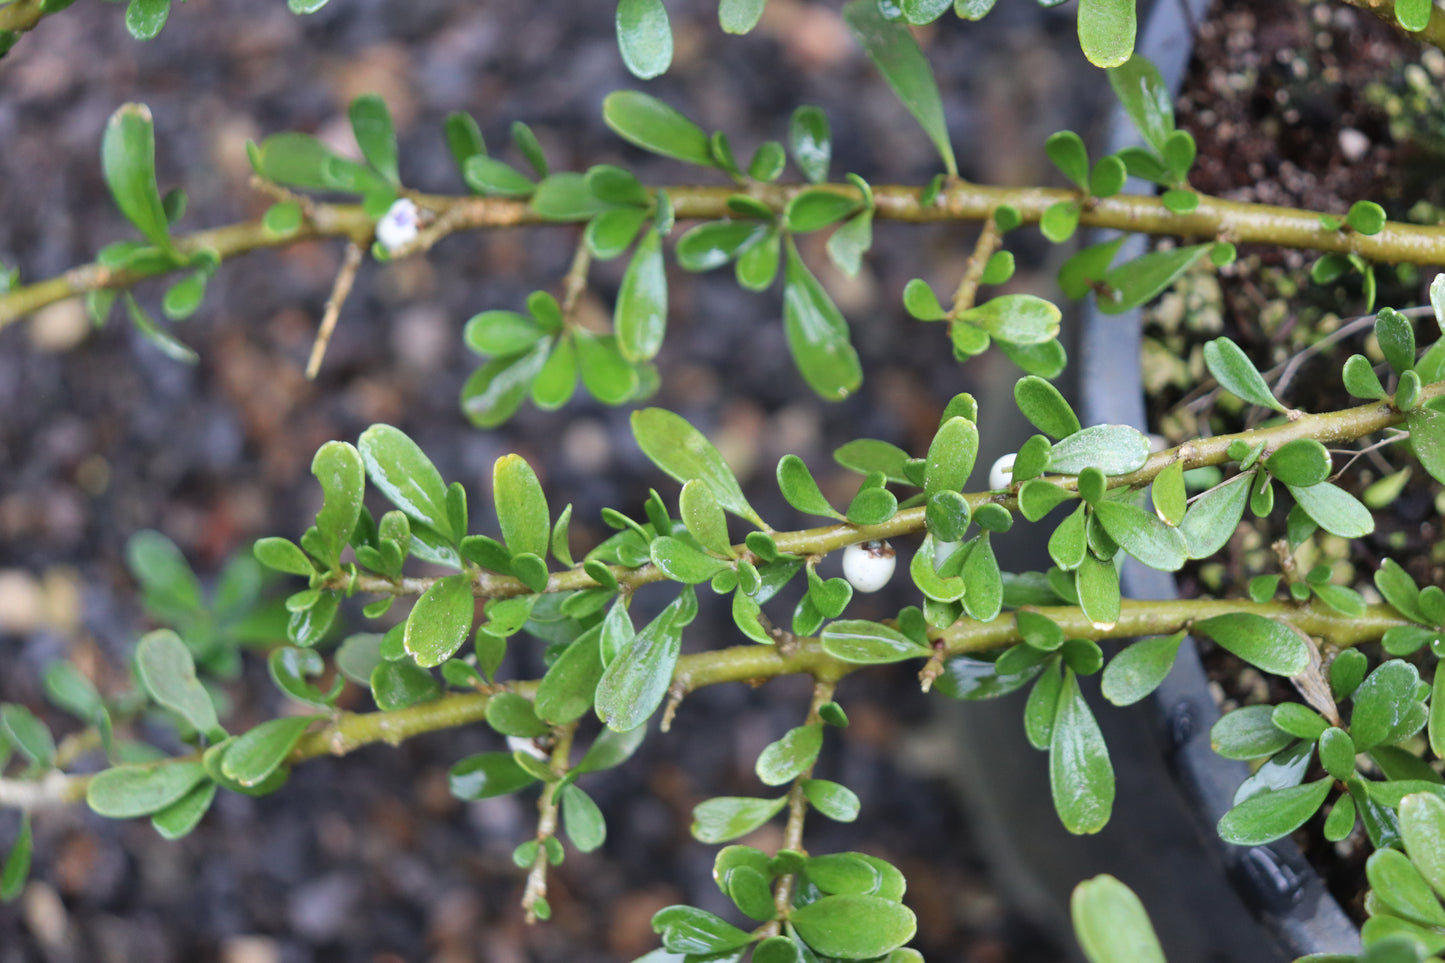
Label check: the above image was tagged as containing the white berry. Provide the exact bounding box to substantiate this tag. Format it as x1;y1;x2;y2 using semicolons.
375;197;420;252
842;539;896;593
988;452;1016;490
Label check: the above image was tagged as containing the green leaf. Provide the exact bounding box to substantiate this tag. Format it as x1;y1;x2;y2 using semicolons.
616;228;668;361
1352;660;1427;751
124;0;170;39
595;588;696;731
2;813;32;901
1407;405;1445;486
443;111;485;172
692;795;788;843
1318;727;1357;782
560;784;607;852
652;905;753;955
603;91;714;167
1015;376;1080;440
680;478;737;554
1286;481;1374;539
783;237;863;401
493;453;550;559
43;663;104;723
1203;338;1287;413
961;533;1002;621
1097;244;1210;315
1368;848;1445;928
1092;500;1187;572
220;715;313;786
632;408;765;527
1193;613;1309;676
102;104;179;255
785;188;862;233
956;294;1061;345
1045;130;1090;191
1048;424;1150;476
370;660;441;710
310;441;364;570
1106;55;1172;152
834;439;911;485
757;724;823;786
161;271;207;320
777;455;844;520
651;535;732;583
404;574;476;668
1101;632;1184;706
789;105;832;184
464;310;545;357
616;0;673;79
1026;658;1064;749
1179;471;1250;557
822;619;932;664
150;779;216;840
1401;792;1445;902
136;630;222;739
1077;0;1136;68
0;704;55;768
348;94;398;184
842;0;957;177
87;761;208;818
1211;705;1293;760
1051;669;1115;834
1217;778;1332;845
902;278;946;321
676;220;771;271
359;424;455;542
536;627;603;724
1071;875;1167;963
1076;553;1120;628
924;416;979;497
802;779;861;822
1265;439;1331;488
720;0;766;33
449;751;538;800
1397;0;1434;30
463;156;534;197
788;894;917;959
1090;155;1128;198
1346;200;1388;236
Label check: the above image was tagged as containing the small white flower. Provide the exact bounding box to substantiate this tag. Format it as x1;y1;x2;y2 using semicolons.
842;539;896;593
988;452;1017;490
375;197;420;252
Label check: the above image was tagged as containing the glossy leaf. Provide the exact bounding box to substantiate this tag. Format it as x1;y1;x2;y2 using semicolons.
783;106;834;186
404;574;475;668
1211;705;1293;760
1100;632;1184;706
1050;669;1115;834
560;784;607;852
924;415;979;498
676;220;769;271
102;104;179;256
603;91;714;167
493;453;549;560
1265;439;1331;488
1015;376;1080;440
1077;0;1135;68
616;228;668;362
359;425;455;542
783;238;862;401
1407;405;1445;486
310;441;364;570
1217;778;1332;845
1194;613;1308;676
1180;472;1250;557
692;794;788;843
632;409;765;527
449;751;537;800
1352;660;1427;751
220;715;313;786
595;588;696;731
757;724;823;786
802;779;861;822
720;0;766;33
822;619;932;664
842;0;956;177
1092;500;1187;572
788;894;917;960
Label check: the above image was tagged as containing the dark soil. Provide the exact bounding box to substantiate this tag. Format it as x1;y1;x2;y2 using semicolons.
0;2;1115;961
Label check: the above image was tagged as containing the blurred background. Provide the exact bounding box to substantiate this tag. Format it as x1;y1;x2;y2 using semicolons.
0;1;1201;960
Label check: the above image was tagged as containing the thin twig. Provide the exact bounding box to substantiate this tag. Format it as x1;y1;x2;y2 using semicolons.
948;215;1002;317
305;241;364;379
